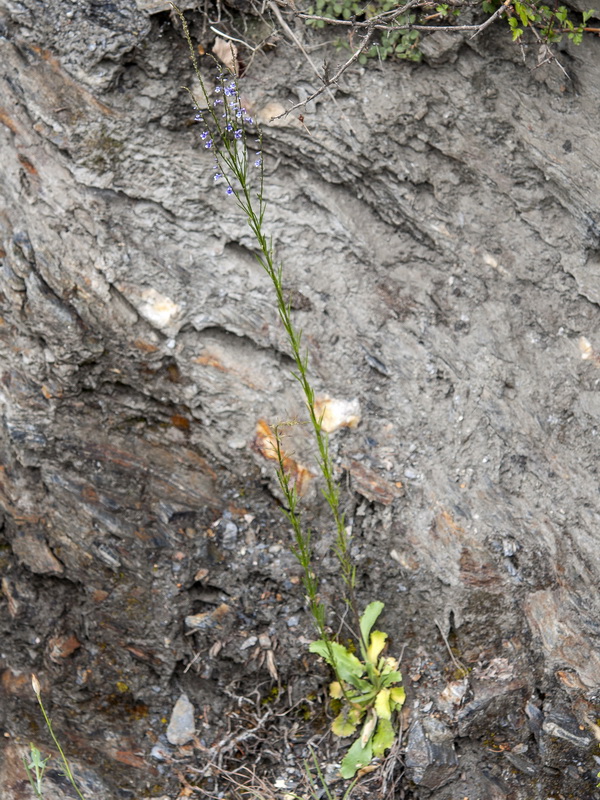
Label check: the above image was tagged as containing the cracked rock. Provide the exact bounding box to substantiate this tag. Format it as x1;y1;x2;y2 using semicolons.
405;716;458;790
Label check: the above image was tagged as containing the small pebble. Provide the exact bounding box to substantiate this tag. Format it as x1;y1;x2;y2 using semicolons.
287;616;299;628
166;694;196;745
221;521;238;548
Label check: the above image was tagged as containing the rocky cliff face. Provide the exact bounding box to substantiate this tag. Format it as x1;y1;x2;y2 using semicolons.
1;0;600;797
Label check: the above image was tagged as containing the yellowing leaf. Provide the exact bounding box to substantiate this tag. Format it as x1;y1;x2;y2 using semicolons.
367;630;387;664
390;686;406;708
331;706;362;737
329;681;344;699
372;718;395;757
374;688;392;720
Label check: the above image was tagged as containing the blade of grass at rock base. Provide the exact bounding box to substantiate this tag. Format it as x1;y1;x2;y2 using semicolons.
372;718;395;758
359;601;384;652
340;737;374;779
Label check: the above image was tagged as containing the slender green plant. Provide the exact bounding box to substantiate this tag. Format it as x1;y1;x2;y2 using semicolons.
23;743;49;798
298;747;359;800
175;6;405;777
29;674;87;800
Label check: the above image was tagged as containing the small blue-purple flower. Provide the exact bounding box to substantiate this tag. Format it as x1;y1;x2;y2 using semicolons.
226;186;234;195
234;129;243;140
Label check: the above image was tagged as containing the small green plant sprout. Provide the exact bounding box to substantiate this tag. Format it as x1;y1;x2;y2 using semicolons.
23;743;49;799
309;602;406;778
30;674;87;800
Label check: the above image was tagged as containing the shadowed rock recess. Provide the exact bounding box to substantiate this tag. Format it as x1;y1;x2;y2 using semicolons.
1;0;600;797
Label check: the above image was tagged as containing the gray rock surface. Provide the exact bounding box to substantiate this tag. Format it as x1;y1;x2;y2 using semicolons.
1;0;600;797
405;716;458;789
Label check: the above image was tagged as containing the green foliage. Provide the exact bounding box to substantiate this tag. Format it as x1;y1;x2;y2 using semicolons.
304;0;594;57
306;0;422;61
309;603;406;778
435;2;461;16
361;18;421;63
23;744;49;798
500;0;595;42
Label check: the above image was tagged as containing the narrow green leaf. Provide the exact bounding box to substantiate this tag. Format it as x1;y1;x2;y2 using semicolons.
359;601;384;647
381;669;403;687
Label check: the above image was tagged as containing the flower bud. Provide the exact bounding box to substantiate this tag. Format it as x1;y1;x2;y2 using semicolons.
31;673;41;696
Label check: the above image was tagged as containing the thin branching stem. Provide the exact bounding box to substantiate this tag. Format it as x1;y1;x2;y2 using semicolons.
175;3;368;650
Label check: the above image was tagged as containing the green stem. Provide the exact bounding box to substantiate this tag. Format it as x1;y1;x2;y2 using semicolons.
32;680;87;800
175;2;366;654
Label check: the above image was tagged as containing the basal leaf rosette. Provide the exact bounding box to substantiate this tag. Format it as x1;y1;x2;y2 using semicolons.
309;602;406;778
